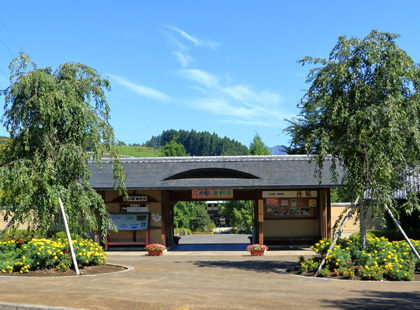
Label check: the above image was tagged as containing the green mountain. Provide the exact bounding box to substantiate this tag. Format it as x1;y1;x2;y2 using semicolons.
143;129;248;156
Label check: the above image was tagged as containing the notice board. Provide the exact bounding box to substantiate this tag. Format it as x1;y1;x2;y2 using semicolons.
110;214;149;230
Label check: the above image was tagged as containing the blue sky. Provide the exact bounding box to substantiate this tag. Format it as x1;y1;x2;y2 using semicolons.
1;1;420;148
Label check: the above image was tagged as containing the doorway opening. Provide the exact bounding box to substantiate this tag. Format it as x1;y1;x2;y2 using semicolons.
171;200;254;251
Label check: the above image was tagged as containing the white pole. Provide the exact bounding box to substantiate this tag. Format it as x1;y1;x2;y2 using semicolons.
0;216;14;239
59;197;80;275
384;203;420;262
315;196;359;275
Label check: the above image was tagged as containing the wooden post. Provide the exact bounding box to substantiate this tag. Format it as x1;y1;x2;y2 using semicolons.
319;189;326;239
258;199;264;245
326;188;332;238
161;191;169;246
253;199;259;244
315;196;359;275
58;197;80;275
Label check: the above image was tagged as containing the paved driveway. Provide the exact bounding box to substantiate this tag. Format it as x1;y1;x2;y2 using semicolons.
1;250;420;310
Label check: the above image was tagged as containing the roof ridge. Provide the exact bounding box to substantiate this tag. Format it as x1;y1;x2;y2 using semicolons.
90;154;316;164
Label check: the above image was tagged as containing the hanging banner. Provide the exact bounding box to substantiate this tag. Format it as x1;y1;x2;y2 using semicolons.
192;189;233;199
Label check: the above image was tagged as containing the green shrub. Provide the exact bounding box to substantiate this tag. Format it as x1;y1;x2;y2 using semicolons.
302;236;420;281
317;267;330;277
174;228;192;235
0;237;106;274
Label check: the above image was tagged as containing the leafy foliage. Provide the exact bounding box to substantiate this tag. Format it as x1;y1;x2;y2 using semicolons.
173;201;212;232
220;200;254;233
160;136;188;156
286;30;420;244
0;53;125;240
0;237;106;273
300;236;420;281
248;133;270;155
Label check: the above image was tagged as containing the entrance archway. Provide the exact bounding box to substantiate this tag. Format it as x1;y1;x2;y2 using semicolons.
171;199;254;251
92;156;335;250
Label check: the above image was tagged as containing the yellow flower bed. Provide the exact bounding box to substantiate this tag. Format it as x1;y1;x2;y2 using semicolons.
0;237;106;273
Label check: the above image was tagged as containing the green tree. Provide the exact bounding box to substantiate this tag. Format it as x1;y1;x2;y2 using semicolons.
160;136;188;156
221;201;253;233
173;201;211;232
0;53;125;239
249;133;270;155
286;31;420;249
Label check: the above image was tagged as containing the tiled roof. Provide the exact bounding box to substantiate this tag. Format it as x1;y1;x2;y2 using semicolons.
88;155;342;190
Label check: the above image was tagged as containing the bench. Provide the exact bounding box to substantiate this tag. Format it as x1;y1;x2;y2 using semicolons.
105;230;150;251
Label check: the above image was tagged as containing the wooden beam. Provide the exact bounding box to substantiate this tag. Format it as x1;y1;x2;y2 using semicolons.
161;190;170;246
327;188;332;238
258;199;264;245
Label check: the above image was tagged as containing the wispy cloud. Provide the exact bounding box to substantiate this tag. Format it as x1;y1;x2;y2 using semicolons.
180;69;219;88
163;25;219;68
107;74;170;102
165;26;219;49
179;68;289;127
173;51;194;67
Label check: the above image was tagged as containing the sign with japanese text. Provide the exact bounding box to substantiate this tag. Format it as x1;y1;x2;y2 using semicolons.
262;190;317;198
192;189;234;199
258;200;264;222
123;196;148;202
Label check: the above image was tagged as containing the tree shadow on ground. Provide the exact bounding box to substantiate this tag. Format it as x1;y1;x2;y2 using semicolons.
321;290;420;309
172;244;247;251
192;260;297;273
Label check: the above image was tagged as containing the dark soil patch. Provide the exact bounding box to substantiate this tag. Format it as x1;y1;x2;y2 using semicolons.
0;264;127;277
287;268;420;281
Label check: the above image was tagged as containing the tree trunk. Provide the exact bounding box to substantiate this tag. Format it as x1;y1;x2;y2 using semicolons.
315;196;359;275
360;200;367;251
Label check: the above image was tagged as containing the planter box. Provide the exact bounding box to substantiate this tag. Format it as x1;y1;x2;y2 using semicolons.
148;250;163;256
250;249;266;256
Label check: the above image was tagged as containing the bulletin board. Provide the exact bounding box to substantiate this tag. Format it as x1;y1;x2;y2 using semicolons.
264;198;318;219
109;213;149;230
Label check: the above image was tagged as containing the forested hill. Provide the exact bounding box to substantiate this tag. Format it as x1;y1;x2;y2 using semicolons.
143;129;248;156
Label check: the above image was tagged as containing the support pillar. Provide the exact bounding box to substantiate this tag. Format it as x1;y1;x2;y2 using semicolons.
161;190;170;246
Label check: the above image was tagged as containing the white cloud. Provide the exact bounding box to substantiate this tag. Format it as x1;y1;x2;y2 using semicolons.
173;51;194;67
165;26;219;49
107;74;170;102
178;68;290;127
180;69;219;88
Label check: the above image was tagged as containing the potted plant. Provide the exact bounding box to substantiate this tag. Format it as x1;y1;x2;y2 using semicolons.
145;243;167;256
246;244;268;256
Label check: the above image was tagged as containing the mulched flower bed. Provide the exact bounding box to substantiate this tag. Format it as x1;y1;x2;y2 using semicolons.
0;264;127;277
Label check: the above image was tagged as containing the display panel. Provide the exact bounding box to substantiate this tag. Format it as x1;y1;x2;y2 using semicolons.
110;213;149;230
264;197;318;219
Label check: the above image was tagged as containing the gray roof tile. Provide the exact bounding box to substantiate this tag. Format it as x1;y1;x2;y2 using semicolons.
89;155;341;190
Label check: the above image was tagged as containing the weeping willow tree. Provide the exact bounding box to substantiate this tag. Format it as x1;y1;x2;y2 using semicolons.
286;31;420;250
0;53;125;240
